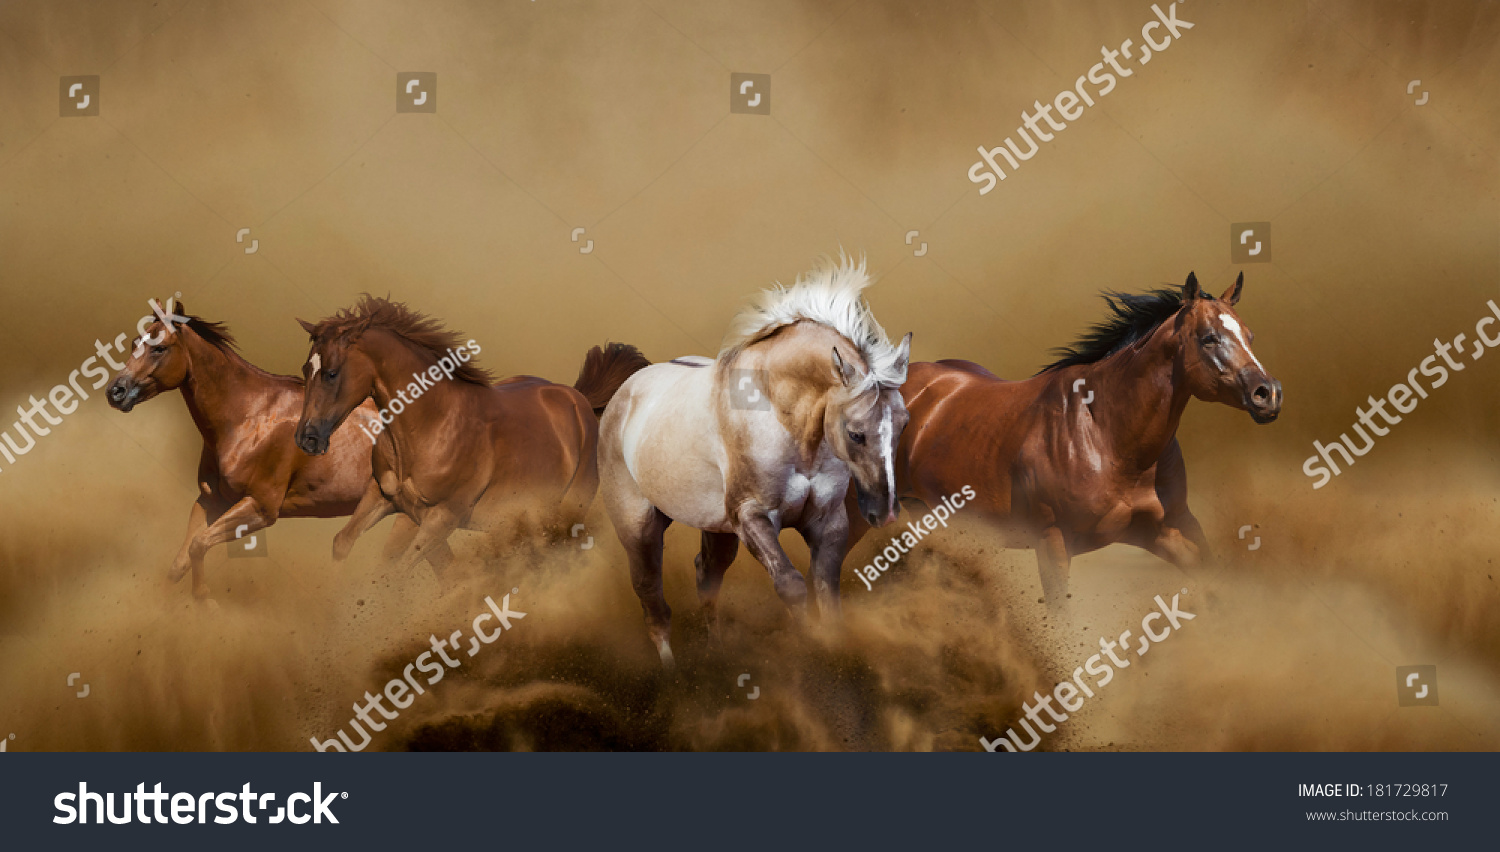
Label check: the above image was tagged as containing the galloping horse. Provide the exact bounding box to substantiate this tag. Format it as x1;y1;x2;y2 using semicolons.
105;301;386;600
598;256;912;665
293;295;648;576
844;272;1282;608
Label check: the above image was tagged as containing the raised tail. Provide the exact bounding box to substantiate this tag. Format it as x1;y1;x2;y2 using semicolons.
573;342;651;418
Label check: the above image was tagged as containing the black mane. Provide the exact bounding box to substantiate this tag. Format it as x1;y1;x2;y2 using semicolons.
1039;288;1184;373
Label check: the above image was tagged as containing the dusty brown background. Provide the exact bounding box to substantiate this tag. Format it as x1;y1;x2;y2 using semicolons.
0;0;1497;751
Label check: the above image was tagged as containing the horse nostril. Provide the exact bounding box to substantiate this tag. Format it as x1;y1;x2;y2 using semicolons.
1252;385;1271;404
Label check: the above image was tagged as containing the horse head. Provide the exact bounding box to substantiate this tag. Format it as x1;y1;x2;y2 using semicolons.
106;297;196;413
827;332;911;527
1173;271;1282;424
295;315;379;456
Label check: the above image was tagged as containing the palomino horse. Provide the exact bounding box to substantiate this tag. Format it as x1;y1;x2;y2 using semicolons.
844;271;1281;609
293;295;648;576
105;301;388;600
598;256;912;665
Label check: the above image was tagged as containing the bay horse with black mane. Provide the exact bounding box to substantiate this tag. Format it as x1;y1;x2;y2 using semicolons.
105;300;391;601
843;271;1282;610
293;295;649;577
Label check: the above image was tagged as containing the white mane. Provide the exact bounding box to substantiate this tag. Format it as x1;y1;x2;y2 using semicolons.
719;254;904;387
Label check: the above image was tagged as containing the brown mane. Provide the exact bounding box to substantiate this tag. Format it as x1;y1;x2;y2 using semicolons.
183;316;238;353
306;294;496;386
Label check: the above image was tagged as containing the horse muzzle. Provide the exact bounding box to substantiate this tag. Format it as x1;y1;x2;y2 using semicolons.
855;481;899;528
296;422;331;456
1246;376;1283;424
106;377;141;413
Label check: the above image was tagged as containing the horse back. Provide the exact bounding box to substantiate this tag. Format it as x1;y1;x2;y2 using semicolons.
480;377;597;491
895;360;1050;527
932;358;999;380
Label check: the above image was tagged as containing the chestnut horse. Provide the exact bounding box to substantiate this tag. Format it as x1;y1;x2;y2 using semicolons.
293;296;648;576
844;272;1282;609
105;301;390;600
598;256;911;665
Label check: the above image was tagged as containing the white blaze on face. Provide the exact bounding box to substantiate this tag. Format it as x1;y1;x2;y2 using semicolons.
878;401;895;512
309;352;322;379
1217;313;1264;371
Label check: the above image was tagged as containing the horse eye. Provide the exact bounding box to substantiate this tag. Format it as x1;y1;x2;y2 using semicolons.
325;368;339;381
1201;333;1219;346
151;345;168;355
848;431;866;445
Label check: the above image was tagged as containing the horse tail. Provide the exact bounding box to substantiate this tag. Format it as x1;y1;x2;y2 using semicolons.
572;342;650;418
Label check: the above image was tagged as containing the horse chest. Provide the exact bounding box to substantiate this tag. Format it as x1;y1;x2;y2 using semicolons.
781;468;842;511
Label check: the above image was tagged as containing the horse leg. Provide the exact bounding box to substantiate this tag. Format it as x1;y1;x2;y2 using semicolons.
1035;525;1072;614
180;496;272;599
803;507;850;624
333;479;397;563
735;505;808;618
841;483;874;573
613;504;673;665
1169;510;1212;563
380;513;413;556
1149;437;1212;568
392;505;461;580
1150;524;1204;569
694;531;739;637
384;514;460;567
170;498;211;600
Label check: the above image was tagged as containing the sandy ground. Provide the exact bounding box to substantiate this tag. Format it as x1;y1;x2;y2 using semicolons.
1;0;1497;750
0;436;1495;751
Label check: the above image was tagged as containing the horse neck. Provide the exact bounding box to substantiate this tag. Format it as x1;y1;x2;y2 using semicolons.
753;324;844;463
1076;322;1191;473
178;331;277;445
362;333;444;466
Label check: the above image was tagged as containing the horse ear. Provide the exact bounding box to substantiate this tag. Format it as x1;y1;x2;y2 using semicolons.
297;318;318;337
892;332;912;384
1182;271;1201;302
169;297;186;317
832;346;862;388
1220;271;1243;306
